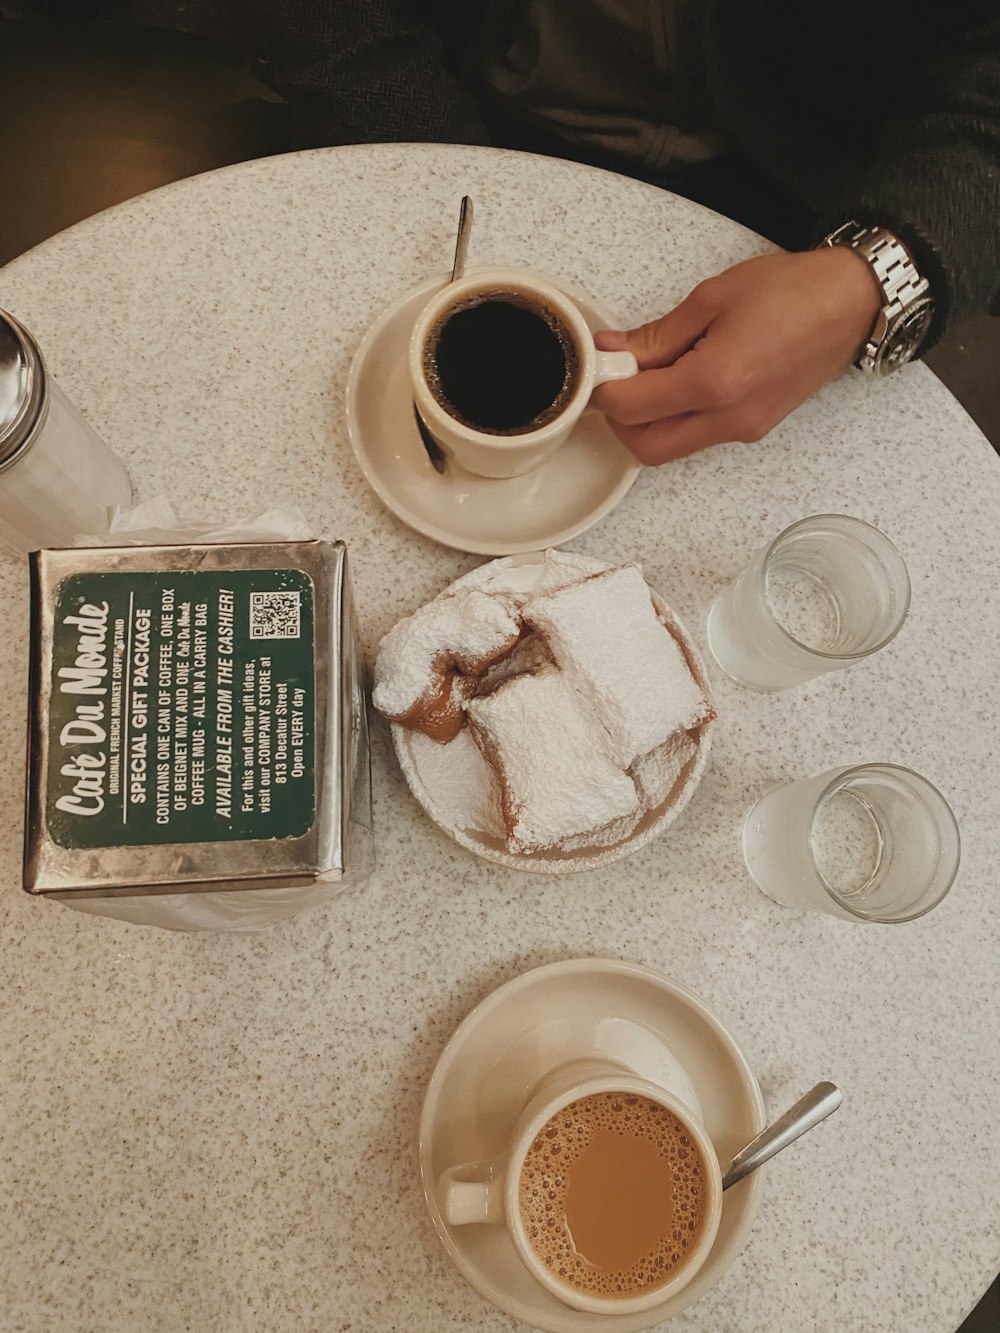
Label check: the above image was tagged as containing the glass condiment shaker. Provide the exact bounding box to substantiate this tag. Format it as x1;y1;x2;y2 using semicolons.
0;307;133;554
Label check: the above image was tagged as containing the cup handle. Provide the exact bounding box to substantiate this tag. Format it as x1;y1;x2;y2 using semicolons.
592;349;638;387
437;1160;505;1227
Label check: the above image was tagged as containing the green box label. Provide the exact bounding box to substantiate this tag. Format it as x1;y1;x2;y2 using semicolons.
46;569;316;848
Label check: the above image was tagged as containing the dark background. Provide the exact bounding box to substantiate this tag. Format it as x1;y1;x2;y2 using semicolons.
1;1;997;455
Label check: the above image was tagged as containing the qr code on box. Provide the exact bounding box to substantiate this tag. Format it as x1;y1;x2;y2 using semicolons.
249;590;301;639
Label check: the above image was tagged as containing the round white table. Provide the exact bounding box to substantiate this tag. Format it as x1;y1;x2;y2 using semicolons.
1;144;998;1332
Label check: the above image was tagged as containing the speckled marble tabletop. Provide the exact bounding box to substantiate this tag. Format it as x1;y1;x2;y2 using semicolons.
1;144;998;1333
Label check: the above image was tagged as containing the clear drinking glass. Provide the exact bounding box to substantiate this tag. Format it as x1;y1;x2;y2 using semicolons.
0;380;133;553
0;308;133;555
742;763;960;923
707;515;910;691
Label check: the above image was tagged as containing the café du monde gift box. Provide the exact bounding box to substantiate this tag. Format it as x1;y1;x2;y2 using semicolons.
23;539;373;900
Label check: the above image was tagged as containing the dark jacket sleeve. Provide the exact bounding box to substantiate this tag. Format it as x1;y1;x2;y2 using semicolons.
817;13;1000;345
705;1;1000;344
244;0;490;148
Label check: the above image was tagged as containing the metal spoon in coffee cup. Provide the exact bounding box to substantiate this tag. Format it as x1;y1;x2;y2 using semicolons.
451;194;473;282
414;196;474;474
413;403;447;474
722;1081;842;1190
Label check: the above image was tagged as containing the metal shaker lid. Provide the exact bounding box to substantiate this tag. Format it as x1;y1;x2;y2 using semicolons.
0;308;47;472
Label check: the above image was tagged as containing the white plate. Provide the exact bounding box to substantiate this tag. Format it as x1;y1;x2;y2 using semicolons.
345;270;641;556
418;958;766;1332
391;553;715;873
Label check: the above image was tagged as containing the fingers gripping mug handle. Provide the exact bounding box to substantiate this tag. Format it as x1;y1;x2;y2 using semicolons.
438;1162;505;1227
592;349;638;386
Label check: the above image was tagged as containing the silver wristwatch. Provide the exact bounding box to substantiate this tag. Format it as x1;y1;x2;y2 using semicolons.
820;221;934;377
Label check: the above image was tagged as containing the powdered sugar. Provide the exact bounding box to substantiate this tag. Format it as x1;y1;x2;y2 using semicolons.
525;565;713;767
372;588;521;719
631;731;698;810
475;632;553;695
455;548;597;604
554;806;645;853
467;668;639;854
404;724;506;840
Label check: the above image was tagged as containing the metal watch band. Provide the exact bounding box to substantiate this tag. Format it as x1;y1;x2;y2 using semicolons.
825;222;928;310
821;221;933;375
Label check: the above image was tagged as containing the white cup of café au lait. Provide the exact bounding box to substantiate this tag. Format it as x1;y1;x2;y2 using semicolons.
436;1061;724;1315
410;267;638;479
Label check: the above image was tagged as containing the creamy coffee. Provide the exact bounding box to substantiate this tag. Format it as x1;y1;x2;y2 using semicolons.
518;1091;709;1299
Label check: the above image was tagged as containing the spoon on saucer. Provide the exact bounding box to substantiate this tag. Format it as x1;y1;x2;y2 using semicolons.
414;197;475;474
721;1081;842;1190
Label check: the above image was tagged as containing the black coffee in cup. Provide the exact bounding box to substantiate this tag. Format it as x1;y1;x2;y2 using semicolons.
425;291;580;435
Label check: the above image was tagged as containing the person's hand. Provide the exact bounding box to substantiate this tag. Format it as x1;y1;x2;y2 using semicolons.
591;248;883;465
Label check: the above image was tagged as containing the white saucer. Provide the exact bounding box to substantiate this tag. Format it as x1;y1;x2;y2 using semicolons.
419;959;766;1332
345;271;641;556
392;554;715;874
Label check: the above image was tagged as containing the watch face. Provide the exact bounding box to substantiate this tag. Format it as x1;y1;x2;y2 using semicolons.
875;300;935;376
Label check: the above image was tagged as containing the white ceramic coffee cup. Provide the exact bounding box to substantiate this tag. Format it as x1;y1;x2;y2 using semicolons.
410;267;638;479
436;1060;724;1316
